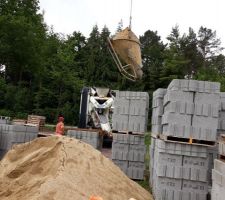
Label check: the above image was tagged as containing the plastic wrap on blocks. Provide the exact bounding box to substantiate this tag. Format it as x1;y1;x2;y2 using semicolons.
155;138;208;158
163;90;194;106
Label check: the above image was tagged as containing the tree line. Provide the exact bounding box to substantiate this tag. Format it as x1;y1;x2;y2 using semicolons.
0;0;225;125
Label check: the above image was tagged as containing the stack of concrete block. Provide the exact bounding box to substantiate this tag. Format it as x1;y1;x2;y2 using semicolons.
0;124;38;159
162;79;220;142
217;92;225;138
151;89;167;136
67;129;103;150
212;136;225;200
112;91;149;133
112;133;146;180
150;138;214;200
150;79;222;200
0;116;11;125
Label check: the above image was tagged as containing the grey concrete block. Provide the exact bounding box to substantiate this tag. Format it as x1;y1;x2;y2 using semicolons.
153;88;167;99
194;104;219;117
127;167;144;180
192;115;219;130
113;99;130;115
112;142;129;152
128;115;147;133
183;156;209;169
113;133;129;144
111;150;128;160
167;79;189;91
182;180;208;193
164;101;194;115
129;144;146;153
112;159;128;173
212;168;225;187
129;161;145;169
152;106;164;117
129;134;145;145
152;98;164;108
212;181;225;200
128;151;145;162
151;125;162;135
112;114;129;131
151;116;162;125
214;159;225;175
154;176;182;190
164;90;194;106
219;141;225;156
195;92;220;106
155;138;208;158
162;113;192;126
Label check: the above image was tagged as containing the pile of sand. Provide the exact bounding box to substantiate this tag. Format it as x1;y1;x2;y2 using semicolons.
0;136;152;200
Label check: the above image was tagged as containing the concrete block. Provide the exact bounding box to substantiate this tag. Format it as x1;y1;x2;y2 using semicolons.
112;114;129;131
214;159;225;175
112;160;128;173
183;156;209;169
182;180;208;193
128;115;147;133
127;167;144;180
113;133;129;144
219;141;225;156
152;106;163;117
154;176;182;190
164;90;194;106
151;125;162;135
194;92;220;106
212;181;225;200
155;138;208;158
128;161;145;169
129;144;146;153
151;116;162;125
112;142;129;152
164;101;194;115
192;116;219;130
128;151;145;162
111;150;128;160
162;113;192;126
153;88;167;99
212;169;225;187
129;134;145;145
167;79;189;91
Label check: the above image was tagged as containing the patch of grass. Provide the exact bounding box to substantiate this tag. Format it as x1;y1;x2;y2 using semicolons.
136;180;151;193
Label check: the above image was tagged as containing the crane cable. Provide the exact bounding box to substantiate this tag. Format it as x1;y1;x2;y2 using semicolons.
129;0;133;29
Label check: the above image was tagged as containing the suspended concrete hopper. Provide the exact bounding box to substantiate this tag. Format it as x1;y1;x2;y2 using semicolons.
108;27;143;81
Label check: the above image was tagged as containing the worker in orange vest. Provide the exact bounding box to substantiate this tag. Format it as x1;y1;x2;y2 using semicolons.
89;195;103;200
55;116;65;136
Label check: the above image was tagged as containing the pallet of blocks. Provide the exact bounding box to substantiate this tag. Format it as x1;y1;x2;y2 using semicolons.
67;129;103;150
112;133;146;180
150;79;220;200
112;91;149;134
211;135;225;200
0;124;39;159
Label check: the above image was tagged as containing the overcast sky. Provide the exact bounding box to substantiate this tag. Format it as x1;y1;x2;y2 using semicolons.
39;0;225;50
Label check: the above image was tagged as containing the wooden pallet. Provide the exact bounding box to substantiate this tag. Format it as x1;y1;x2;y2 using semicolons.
27;115;46;129
112;130;144;136
159;134;216;147
219;154;225;161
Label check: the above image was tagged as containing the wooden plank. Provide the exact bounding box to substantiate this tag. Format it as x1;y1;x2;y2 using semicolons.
159;134;216;147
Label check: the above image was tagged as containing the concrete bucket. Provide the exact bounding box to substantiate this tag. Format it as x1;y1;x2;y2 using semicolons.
108;27;143;81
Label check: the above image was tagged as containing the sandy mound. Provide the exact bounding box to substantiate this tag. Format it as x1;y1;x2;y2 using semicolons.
0;136;152;200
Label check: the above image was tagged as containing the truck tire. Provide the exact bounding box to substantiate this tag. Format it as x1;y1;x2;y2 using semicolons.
78;87;89;128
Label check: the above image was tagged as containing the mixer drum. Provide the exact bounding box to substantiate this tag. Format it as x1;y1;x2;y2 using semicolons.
108;27;143;81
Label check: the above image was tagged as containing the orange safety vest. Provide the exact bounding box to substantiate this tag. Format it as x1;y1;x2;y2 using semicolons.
89;196;103;200
55;121;64;135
